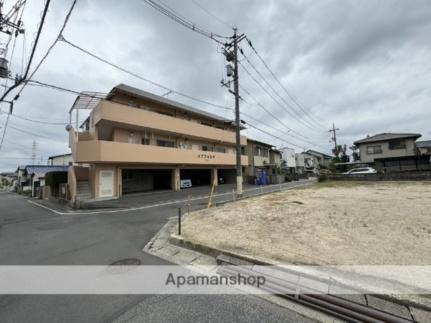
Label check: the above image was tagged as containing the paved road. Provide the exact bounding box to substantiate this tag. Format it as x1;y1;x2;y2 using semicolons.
0;184;316;323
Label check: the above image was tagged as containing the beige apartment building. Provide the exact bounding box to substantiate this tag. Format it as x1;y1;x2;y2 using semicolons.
68;84;248;202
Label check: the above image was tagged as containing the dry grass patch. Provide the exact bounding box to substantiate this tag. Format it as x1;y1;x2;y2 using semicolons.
181;181;431;265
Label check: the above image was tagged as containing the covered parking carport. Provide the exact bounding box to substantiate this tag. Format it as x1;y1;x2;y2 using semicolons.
180;168;211;187
122;169;172;194
217;168;236;184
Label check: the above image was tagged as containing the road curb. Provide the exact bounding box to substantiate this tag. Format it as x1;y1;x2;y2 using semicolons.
169;235;431;314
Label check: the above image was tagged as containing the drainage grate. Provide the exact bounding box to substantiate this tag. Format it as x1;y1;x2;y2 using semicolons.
109;258;141;266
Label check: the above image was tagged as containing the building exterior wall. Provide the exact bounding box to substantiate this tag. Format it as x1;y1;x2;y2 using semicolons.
358;138;417;163
49;154;73;166
91;100;247;146
68;89;249;201
419;147;431;155
280;148;296;168
244;140;281;183
269;151;281;165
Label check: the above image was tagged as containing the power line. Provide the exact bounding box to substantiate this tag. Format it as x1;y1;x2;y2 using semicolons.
0;113;10;150
239;84;308;140
6;123;55;139
3;137;33;149
0;110;67;125
0;0;51;103
60;37;232;111
245;37;327;130
141;0;229;43
239;48;323;132
241;110;329;150
239;60;318;137
25;79;105;99
190;0;232;30
14;0;77;100
0;0;26;111
244;120;306;151
0;156;43;160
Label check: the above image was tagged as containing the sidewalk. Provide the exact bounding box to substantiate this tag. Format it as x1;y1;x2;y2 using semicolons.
78;179;316;209
143;217;431;323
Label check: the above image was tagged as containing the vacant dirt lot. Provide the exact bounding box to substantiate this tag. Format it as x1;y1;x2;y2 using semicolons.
181;181;431;265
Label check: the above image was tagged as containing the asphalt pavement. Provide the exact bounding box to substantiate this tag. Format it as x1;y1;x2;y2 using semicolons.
0;183;317;323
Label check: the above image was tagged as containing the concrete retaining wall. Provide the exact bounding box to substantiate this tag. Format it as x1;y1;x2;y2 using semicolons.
329;171;431;181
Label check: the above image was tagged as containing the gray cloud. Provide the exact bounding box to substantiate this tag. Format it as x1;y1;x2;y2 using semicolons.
0;0;430;171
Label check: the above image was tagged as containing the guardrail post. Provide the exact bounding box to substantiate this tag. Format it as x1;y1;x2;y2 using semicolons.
187;194;190;215
178;207;182;236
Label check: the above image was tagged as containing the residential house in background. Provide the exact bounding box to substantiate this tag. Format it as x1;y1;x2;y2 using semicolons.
416;140;431;156
354;133;421;163
279;147;296;175
297;150;332;175
68;84;248;203
16;165;68;197
16;165;30;193
0;172;17;190
304;149;332;169
245;139;282;184
48;153;73;166
295;153;305;174
353;133;430;172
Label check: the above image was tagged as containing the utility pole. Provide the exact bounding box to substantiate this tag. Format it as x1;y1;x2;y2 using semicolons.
232;28;243;197
329;123;340;154
221;28;246;197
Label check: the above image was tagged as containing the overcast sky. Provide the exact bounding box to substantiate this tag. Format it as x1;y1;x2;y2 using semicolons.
0;0;430;171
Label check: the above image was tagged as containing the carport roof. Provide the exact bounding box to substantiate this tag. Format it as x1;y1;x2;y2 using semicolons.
24;165;68;175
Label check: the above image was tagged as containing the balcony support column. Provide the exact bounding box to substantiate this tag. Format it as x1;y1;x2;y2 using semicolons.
172;167;180;191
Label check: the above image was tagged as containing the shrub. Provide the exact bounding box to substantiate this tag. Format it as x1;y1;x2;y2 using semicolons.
318;174;328;182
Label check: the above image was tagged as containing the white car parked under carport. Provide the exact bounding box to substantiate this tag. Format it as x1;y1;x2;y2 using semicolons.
343;167;377;175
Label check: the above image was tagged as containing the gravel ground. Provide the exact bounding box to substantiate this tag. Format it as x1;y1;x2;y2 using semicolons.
181;181;431;265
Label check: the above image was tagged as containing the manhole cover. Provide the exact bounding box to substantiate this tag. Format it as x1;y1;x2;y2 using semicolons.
109;258;141;266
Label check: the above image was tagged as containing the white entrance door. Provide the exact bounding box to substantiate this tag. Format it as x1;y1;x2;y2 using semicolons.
99;170;114;197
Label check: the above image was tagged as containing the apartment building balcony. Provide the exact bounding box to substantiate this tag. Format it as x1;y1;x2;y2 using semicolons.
92;100;247;146
70;136;248;166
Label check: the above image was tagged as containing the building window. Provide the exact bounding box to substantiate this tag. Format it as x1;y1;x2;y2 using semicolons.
261;148;269;157
142;138;150;145
215;147;226;153
128;132;135;144
179;143;191;149
366;145;382;154
254;146;261;156
389;140;406;150
202;145;214;152
254;146;269;157
157;139;175;148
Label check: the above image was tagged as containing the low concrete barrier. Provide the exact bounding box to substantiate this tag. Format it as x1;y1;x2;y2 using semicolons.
329;171;431;181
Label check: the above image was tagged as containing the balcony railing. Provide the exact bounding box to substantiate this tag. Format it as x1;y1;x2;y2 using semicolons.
71;139;248;166
92;100;247;146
